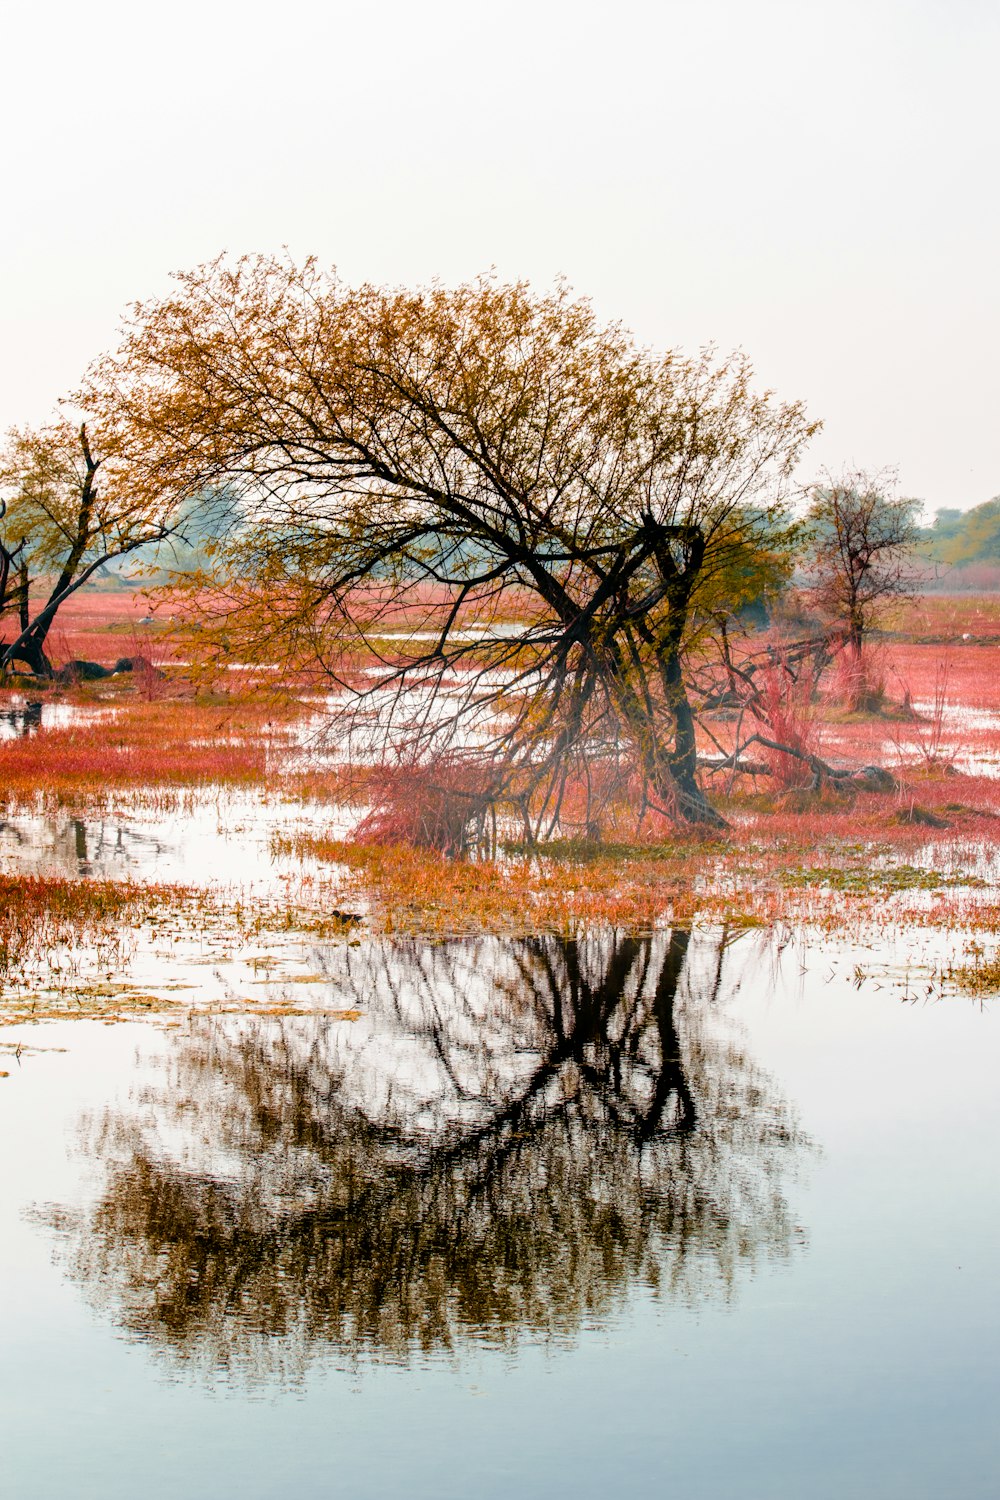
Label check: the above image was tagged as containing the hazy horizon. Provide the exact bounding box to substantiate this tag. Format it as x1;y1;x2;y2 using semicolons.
4;0;997;512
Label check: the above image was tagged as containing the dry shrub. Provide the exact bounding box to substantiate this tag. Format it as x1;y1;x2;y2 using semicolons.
536;750;650;841
354;754;498;855
755;661;816;788
831;642;886;713
0;874;145;982
889;659;953;769
124;623;169;701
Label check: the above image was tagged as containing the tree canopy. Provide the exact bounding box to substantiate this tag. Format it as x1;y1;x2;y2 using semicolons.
87;257;818;826
920;497;1000;568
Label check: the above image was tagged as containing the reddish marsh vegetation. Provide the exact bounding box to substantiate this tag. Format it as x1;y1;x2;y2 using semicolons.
5;590;1000;822
281;593;1000;956
354;754;500;855
4;587;1000;1018
42;589;186;668
0;696;299;804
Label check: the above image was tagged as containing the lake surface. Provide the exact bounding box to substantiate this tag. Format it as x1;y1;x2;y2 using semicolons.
2;927;998;1499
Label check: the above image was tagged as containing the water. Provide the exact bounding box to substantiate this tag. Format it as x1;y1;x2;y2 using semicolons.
0;697;118;739
0;793;352;889
2;927;997;1499
0;793;369;1022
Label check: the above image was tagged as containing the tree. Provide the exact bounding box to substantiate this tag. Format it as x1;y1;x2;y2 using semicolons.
802;471;920;657
0;500;27;641
0;419;178;676
88;257;817;827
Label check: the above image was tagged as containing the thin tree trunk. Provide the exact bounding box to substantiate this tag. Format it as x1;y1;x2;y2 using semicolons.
603;639;725;829
22;426;100;668
17;559;29;634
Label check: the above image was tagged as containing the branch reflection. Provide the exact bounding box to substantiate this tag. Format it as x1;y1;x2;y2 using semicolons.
58;929;808;1378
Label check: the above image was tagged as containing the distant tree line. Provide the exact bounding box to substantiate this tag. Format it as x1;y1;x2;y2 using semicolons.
918;497;1000;573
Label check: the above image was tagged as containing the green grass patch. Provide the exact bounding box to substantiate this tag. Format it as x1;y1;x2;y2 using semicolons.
780;863;985;894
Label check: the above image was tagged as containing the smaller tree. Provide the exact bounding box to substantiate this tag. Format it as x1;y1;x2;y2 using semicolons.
0;501;27;635
0;420;177;676
803;470;919;657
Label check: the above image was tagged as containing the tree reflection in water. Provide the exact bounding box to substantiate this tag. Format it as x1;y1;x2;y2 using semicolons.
54;929;808;1378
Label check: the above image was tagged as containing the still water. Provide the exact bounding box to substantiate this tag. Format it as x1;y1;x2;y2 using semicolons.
1;928;997;1499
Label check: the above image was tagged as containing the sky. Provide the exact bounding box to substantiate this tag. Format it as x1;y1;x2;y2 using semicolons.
3;0;997;513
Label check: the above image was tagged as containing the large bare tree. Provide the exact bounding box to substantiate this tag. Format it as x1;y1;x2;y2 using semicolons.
88;258;817;826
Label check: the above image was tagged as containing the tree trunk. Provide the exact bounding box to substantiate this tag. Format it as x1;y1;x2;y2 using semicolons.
659;634;725;827
8;636;51;676
5;563;50;674
0;561;50;675
644;528;727;829
17;559;29;634
603;638;725;829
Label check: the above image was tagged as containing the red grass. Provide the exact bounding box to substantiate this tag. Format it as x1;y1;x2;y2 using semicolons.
0;697;289;803
829;642;887;712
354;755;498;854
40;589;189;668
753;661;817;787
5;585;1000;859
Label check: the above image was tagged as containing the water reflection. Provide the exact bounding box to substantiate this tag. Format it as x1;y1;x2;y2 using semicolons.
0;698;43;737
51;930;807;1379
0;797;350;889
0;810;172;877
0;697;117;740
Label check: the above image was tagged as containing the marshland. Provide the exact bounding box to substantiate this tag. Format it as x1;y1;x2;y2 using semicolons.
3;541;1000;1498
4;15;1000;1471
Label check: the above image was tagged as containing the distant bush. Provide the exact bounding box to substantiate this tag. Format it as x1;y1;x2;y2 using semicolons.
918;497;1000;575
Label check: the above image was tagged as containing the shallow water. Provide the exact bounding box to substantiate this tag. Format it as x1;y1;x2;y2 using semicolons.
0;696;118;739
0;791;365;1017
2;927;997;1499
0;790;353;889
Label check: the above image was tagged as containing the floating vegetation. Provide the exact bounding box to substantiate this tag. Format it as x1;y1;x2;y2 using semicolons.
780;863;987;894
948;941;1000;998
0;870;368;1025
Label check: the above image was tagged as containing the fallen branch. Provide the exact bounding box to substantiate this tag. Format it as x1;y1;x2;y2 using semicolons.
710;733;898;793
699;755;773;778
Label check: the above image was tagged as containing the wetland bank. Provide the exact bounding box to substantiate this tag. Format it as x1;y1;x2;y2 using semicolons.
2;588;1000;1498
3;272;1000;1498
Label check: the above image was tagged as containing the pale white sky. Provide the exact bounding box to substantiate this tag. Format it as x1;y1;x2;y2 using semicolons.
3;0;997;511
